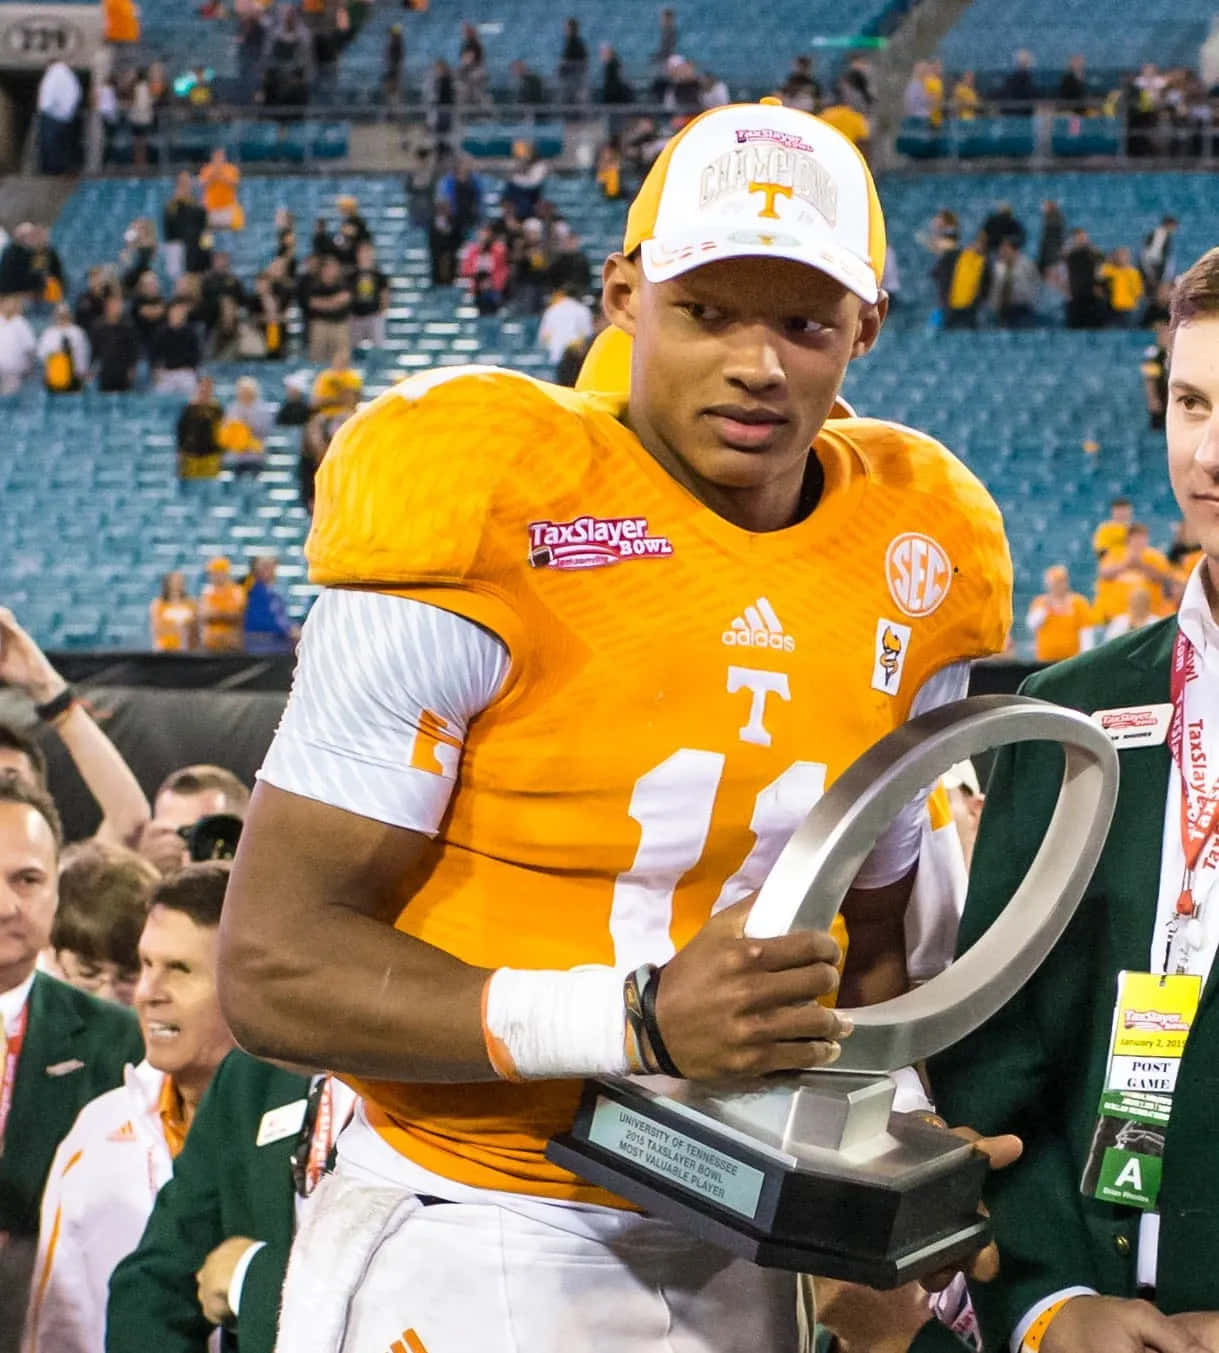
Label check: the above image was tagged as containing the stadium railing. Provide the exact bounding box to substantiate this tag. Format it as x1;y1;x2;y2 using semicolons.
895;94;1218;165
87;100;676;174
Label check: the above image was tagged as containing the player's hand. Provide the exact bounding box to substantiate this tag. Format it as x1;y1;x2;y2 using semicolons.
1170;1313;1219;1352
1041;1296;1208;1353
654;895;848;1081
196;1235;259;1328
918;1123;1022;1292
0;606;65;705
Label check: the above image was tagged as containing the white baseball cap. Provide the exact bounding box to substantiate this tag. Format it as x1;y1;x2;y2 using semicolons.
623;98;886;304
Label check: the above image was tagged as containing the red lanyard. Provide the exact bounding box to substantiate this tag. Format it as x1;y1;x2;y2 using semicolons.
0;1002;29;1153
1168;629;1219;917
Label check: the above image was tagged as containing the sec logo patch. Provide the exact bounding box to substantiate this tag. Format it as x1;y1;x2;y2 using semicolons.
886;533;952;617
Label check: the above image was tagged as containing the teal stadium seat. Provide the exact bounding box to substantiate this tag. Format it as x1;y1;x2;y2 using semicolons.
1051;115;1123;157
955;116;1035;159
896;118;948;160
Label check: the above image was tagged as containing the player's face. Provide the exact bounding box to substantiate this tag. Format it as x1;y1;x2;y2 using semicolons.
606;254;883;514
1168;318;1219;562
134;905;233;1085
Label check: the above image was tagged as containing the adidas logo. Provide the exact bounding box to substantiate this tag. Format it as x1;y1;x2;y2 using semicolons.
722;598;795;653
107;1120;137;1143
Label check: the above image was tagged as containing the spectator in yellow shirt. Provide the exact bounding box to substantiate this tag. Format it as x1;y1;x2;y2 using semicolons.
1093;522;1178;622
150;571;197;652
931;230;991;329
311;344;363;416
1092;495;1133;556
1027;565;1094;661
951;71;981;120
198;147;243;231
817;103;870;154
104;0;140;43
923;59;945;127
1100;246;1144;326
595;140;622;199
199;557;247;653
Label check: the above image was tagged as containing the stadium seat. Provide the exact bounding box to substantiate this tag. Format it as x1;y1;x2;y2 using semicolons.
896;118;948;160
955;116;1035;159
1050;115;1123;157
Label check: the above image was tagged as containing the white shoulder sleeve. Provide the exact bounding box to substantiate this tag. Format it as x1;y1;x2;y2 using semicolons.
851;661;970;890
258;590;509;835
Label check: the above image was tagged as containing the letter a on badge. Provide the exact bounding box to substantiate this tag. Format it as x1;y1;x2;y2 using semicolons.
1113;1157;1143;1191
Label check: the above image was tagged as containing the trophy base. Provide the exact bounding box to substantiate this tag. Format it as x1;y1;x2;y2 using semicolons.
546;1077;991;1289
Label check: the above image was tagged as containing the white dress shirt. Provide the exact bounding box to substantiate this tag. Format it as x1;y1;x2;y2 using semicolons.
0;969;36;1035
36;61;82;122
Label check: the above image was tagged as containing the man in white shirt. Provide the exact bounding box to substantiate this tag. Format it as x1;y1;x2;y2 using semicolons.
24;863;236;1353
0;297;36;395
36;60;82;175
538;284;593;366
916;246;1219;1353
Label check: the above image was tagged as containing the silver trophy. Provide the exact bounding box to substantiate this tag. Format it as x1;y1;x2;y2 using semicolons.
548;695;1119;1286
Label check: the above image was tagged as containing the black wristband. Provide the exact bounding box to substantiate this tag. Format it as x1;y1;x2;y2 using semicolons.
622;964;661;1075
34;685;74;724
639;964;684;1078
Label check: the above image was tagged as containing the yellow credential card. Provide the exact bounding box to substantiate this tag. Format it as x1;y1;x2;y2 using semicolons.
1111;971;1202;1061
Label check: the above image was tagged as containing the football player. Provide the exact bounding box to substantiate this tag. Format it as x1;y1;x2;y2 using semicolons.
220;99;1014;1353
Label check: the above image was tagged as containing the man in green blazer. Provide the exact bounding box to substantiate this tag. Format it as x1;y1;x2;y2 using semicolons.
913;251;1219;1353
107;1050;355;1353
0;776;143;1353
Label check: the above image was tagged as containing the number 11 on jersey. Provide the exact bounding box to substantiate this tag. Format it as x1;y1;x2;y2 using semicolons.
608;750;829;971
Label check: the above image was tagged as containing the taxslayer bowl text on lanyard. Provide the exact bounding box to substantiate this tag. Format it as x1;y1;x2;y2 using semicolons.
1165;628;1219;975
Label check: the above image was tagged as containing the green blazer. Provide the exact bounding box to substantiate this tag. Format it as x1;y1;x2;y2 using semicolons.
0;970;143;1238
908;617;1219;1353
107;1050;312;1353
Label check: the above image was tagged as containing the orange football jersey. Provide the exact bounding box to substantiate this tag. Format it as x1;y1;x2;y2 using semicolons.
1031;593;1094;662
307;367;1013;1205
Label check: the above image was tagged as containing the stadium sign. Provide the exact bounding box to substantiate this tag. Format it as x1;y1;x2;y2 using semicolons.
0;3;102;70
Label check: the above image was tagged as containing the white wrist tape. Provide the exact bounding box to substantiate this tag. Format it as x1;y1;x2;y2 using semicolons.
481;965;630;1081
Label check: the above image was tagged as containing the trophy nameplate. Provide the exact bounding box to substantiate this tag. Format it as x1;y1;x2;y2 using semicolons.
548;695;1120;1286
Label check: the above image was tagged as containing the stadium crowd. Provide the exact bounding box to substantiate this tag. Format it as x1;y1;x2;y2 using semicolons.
920;197;1177;330
903;51;1219;157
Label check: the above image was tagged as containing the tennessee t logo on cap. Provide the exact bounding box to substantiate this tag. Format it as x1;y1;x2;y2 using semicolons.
622;97;886;303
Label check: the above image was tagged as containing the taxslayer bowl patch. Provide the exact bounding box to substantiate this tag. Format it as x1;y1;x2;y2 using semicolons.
886;532;952;618
1091;704;1172;748
528;515;675;570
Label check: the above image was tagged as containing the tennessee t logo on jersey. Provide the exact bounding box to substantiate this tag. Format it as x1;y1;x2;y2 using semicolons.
871;618;912;695
527;515;674;570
